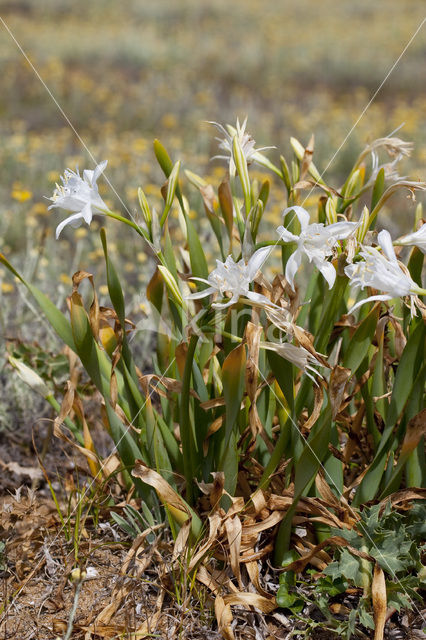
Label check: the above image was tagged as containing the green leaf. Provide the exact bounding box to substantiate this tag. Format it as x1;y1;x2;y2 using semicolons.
100;228;125;325
138;186;151;230
294;405;331;497
337;549;361;583
274;405;332;564
153;139;184;207
146;267;164;314
343;304;379;376
279;155;292;195
370;536;412;575
276;588;299;609
222;343;247;443
325;549;371;590
314;272;348;353
267;350;294;415
160;160;181;226
111;511;138;537
179;335;199;505
186;215;209;280
346;608;357;639
323;561;341;581
371;167;385;211
145;397;173;480
218;343;246;497
70;292;103;392
407;246;424;288
387;321;425;428
317;575;347;597
354;321;425;506
370;331;387;428
163;225;179;281
218;179;234;241
358;606;374;630
154;138;174;176
0;253;75;350
258;179;270;208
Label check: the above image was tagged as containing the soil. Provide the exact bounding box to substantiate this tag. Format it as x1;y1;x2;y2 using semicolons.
1;426;425;640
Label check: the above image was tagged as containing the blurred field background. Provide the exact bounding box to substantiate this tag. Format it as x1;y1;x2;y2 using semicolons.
0;0;425;425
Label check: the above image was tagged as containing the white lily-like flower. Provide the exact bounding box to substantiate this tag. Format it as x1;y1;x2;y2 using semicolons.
395;223;426;254
210;118;274;176
358;135;413;186
187;246;274;309
261;341;323;381
277;206;358;291
48;160;109;238
344;229;426;315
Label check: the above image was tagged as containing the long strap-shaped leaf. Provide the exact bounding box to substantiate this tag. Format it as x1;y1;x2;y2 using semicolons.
274;404;332;565
0;253;75;350
218;343;247;500
70;291;152;499
353;320;425;506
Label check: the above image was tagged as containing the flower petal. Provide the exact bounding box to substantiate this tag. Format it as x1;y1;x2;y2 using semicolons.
81;202;93;225
212;292;240;309
247;246;272;279
285;249;303;291
327;221;358;240
348;293;392;315
378;229;397;262
55;212;84;239
315;259;336;289
189;277;213;286
186;286;216;300
276;225;299;243
282;206;310;231
246;291;280;308
397;224;426;254
83;169;95;185
93;160;108;183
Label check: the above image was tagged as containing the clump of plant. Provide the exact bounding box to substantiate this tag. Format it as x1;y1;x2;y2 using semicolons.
2;119;425;638
277;499;425;638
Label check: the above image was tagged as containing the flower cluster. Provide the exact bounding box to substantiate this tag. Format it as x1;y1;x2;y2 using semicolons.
187;246;274;309
48;120;425;379
344;229;426;315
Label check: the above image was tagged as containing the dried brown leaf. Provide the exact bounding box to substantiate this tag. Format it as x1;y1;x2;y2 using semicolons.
245;561;270;598
215;594;235;640
329;365;351;419
372;563;387;640
303;383;324;432
132;462;191;532
400;408;426;456
225;516;243;587
223;591;276;613
300;134;314;179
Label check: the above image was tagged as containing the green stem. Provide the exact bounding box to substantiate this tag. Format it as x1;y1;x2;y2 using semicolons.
105;211;166;266
106;210;148;239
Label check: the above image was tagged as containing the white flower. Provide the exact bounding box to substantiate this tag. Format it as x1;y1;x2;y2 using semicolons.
395;223;426;254
210;118;274;176
48;160;109;238
369;152;402;184
344;230;426;314
277;206;358;291
261;341;323;381
359;135;413;186
187;246;273;309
